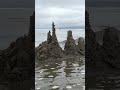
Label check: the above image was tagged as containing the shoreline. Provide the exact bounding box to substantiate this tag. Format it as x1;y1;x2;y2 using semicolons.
35;55;85;67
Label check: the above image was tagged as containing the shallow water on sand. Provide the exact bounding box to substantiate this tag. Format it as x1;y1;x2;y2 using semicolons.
86;72;120;90
35;57;85;90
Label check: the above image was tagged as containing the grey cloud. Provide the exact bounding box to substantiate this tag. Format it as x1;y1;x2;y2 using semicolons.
35;0;85;28
36;0;84;9
0;0;34;8
0;9;33;49
86;0;120;7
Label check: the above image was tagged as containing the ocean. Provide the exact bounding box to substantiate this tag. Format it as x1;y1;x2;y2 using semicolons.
35;28;85;90
87;7;120;32
35;29;85;47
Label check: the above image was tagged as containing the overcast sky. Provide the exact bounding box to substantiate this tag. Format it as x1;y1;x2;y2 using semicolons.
35;0;85;29
0;0;34;8
0;0;34;49
86;0;120;7
86;0;120;32
0;9;34;49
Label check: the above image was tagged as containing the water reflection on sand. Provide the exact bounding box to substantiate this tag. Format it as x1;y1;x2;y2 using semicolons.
86;71;120;90
35;57;85;90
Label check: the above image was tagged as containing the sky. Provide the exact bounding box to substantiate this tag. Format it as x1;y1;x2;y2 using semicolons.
0;9;34;49
86;0;120;7
86;0;120;32
0;0;34;8
35;0;85;29
0;0;34;49
86;0;120;44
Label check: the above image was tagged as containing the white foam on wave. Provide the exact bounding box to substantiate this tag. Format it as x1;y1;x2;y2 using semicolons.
66;86;72;89
52;85;60;89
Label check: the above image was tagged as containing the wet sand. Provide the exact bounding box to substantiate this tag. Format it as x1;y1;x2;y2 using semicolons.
35;56;85;90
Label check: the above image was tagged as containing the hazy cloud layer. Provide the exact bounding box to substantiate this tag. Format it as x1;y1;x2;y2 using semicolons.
0;0;34;8
86;0;120;7
35;0;85;28
0;9;33;49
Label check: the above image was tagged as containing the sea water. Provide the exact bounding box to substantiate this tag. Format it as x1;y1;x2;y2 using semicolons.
35;29;85;47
